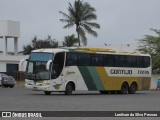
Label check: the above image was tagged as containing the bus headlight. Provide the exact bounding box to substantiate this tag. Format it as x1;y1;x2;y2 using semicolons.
43;83;50;86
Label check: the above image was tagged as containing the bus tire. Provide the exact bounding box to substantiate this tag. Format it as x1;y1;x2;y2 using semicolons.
99;90;109;94
65;83;73;95
110;91;116;94
120;82;128;94
128;82;137;94
9;85;14;88
44;91;51;95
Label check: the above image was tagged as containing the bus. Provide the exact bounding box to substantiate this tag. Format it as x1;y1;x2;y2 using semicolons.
20;47;151;95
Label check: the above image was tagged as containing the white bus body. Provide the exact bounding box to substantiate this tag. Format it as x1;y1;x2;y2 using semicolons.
22;48;151;95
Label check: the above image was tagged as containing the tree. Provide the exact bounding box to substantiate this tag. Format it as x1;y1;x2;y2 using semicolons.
63;34;78;47
137;29;160;71
59;0;100;46
23;36;58;55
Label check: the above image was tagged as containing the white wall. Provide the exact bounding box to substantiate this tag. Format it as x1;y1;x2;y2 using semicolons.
0;62;6;72
0;61;19;72
0;20;20;37
0;55;28;73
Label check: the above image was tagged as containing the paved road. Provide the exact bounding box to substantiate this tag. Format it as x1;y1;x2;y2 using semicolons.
0;88;160;120
0;88;160;111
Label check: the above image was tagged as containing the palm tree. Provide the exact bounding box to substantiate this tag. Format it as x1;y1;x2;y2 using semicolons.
59;0;100;46
63;34;78;47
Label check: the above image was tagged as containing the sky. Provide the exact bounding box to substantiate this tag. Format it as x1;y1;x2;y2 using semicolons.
0;0;160;52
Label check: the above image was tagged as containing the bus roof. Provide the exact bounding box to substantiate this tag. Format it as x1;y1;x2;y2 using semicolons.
31;47;150;57
32;48;68;54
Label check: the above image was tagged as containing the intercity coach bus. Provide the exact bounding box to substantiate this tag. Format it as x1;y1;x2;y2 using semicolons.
20;47;151;95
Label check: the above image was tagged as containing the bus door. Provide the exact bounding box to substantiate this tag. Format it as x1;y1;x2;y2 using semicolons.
51;52;65;84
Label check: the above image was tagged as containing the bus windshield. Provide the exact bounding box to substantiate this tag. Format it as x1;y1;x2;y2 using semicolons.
26;53;53;80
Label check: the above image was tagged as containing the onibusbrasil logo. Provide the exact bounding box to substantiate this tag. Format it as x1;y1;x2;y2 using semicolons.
1;112;42;118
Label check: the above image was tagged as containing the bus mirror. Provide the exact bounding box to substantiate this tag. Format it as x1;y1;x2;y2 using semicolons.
46;60;52;70
19;59;27;71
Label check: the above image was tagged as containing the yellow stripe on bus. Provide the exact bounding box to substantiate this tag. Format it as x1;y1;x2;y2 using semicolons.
96;67;151;90
96;67;108;90
96;67;120;90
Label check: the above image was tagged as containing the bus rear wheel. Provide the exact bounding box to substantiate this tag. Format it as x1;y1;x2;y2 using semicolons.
44;91;51;95
128;82;137;94
65;83;73;95
120;82;128;94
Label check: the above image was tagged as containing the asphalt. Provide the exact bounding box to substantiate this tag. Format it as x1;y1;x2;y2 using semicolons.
0;88;160;120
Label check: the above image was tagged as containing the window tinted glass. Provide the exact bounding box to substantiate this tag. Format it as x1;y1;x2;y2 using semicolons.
104;54;115;67
66;52;78;66
79;53;91;66
115;55;127;67
127;56;137;67
137;56;150;68
30;53;53;61
65;52;150;68
92;54;104;66
144;56;150;67
104;54;150;68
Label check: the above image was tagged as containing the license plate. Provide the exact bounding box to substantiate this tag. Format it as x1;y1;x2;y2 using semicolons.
33;87;38;90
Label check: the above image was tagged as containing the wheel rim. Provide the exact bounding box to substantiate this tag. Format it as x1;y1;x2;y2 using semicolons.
131;83;137;92
65;83;73;95
132;85;135;91
122;83;128;93
68;85;72;93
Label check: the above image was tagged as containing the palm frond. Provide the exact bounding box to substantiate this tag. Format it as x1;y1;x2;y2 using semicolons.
59;11;71;20
68;2;76;19
81;14;97;21
63;23;75;29
84;22;100;29
59;19;73;23
83;2;96;12
80;2;96;20
82;24;97;37
64;34;78;47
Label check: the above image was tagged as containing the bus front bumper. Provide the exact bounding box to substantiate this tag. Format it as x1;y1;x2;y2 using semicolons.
25;83;50;91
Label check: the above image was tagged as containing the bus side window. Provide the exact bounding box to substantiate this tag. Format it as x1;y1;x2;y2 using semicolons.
137;56;144;68
79;53;91;66
144;56;150;68
65;53;71;66
92;54;104;66
66;52;78;66
114;55;127;67
104;55;115;67
51;64;58;79
127;56;137;67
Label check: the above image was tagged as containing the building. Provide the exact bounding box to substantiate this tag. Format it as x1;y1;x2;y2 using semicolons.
0;20;28;76
0;54;28;76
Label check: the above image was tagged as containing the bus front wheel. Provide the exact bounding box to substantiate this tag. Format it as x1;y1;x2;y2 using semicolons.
120;82;128;94
65;83;73;95
128;82;137;94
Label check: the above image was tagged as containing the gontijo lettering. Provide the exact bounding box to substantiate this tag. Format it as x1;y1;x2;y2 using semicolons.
110;69;132;75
